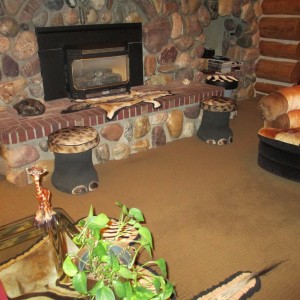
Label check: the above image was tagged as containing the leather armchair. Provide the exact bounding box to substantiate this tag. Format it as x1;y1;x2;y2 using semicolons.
257;85;300;181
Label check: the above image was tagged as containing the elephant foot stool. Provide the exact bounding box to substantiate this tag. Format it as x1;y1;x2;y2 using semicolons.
48;126;100;195
197;97;237;145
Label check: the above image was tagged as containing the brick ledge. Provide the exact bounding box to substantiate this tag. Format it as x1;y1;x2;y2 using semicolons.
0;83;223;145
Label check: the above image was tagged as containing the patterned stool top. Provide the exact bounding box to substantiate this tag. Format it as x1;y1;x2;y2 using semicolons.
48;126;99;153
201;96;237;112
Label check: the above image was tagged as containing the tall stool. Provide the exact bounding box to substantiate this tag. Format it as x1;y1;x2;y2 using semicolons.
48;126;100;195
197;97;237;145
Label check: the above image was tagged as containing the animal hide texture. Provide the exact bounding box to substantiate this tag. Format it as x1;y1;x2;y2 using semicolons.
61;90;172;120
0;235;81;299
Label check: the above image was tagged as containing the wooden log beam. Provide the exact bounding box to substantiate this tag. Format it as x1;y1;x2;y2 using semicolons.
255;59;300;83
259;17;300;40
261;0;300;15
259;41;300;60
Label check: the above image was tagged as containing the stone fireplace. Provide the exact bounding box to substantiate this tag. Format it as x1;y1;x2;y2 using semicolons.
0;0;262;186
0;0;261;106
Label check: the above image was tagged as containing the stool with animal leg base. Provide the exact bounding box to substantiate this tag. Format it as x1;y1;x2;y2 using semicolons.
48;126;100;195
197;97;238;145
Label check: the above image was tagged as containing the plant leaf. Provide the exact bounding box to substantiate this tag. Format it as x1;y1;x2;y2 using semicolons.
92;242;106;258
86;215;95;225
96;286;116;300
89;213;110;230
115;201;123;208
156;258;167;278
129;208;144;222
72;271;88;294
110;251;120;272
86;237;95;248
93;228;101;240
133;222;142;229
101;254;109;263
123;281;133;299
112;280;126;298
122;203;128;215
152;277;161;293
138;227;153;248
132;286;155;299
141;242;153;257
88;205;94;217
77;219;86;227
128;219;137;226
164;281;175;299
117;265;134;279
89;280;104;296
72;235;82;246
62;255;78;277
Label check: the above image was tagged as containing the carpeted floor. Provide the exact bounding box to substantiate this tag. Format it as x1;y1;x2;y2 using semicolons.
1;98;300;299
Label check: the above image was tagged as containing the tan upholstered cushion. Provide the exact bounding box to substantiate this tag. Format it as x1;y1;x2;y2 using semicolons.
48;126;99;153
258;127;300;146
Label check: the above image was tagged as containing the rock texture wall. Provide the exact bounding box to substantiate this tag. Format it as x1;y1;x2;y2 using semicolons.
0;0;261;108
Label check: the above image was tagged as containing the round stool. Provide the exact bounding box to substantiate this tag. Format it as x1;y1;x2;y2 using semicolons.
206;73;239;98
48;126;100;195
197;97;237;145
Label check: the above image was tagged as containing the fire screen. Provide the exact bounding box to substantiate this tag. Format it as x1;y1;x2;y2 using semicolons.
66;47;130;98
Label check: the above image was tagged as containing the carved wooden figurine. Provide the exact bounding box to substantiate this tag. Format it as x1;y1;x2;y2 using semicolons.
26;165;56;227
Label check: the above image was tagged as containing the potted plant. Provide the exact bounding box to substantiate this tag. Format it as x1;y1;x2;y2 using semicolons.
63;202;175;300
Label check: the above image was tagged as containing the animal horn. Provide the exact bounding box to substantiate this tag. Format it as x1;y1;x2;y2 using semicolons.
196;260;286;300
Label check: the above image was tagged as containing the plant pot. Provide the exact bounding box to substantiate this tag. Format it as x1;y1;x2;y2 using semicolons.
75;242;135;290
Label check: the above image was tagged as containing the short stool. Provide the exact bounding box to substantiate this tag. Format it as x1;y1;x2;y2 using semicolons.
206;73;239;98
48;126;100;195
197;97;237;145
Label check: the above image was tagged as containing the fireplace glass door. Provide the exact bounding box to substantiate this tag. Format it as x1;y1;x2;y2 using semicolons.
72;54;128;91
66;47;130;98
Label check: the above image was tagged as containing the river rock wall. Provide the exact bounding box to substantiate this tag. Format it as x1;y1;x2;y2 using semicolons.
0;0;261;108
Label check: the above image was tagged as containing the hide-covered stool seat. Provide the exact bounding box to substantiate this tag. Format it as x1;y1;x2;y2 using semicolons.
206;73;239;98
197;97;237;145
48;126;100;195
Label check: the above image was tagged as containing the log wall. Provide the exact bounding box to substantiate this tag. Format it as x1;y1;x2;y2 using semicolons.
255;0;300;95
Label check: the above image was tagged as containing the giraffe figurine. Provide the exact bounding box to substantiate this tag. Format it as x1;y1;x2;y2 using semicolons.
26;165;56;227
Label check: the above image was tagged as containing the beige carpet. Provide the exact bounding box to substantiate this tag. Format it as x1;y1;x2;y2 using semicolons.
1;98;300;300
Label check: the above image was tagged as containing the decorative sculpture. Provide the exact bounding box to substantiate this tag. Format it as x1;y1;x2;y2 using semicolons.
13;98;46;116
26;165;56;227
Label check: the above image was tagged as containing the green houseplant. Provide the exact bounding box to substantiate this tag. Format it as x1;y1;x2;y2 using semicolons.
63;202;175;300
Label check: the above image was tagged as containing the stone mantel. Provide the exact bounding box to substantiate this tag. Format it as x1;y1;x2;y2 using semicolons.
0;83;223;186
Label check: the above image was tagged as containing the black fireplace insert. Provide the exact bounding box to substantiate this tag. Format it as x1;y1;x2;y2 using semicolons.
35;23;144;101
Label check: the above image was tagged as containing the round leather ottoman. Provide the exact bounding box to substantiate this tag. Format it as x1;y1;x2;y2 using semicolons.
197;97;237;145
258;133;300;182
48;126;100;195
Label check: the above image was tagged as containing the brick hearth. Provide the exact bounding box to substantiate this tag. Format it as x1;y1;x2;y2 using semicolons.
0;83;223;145
0;83;224;186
